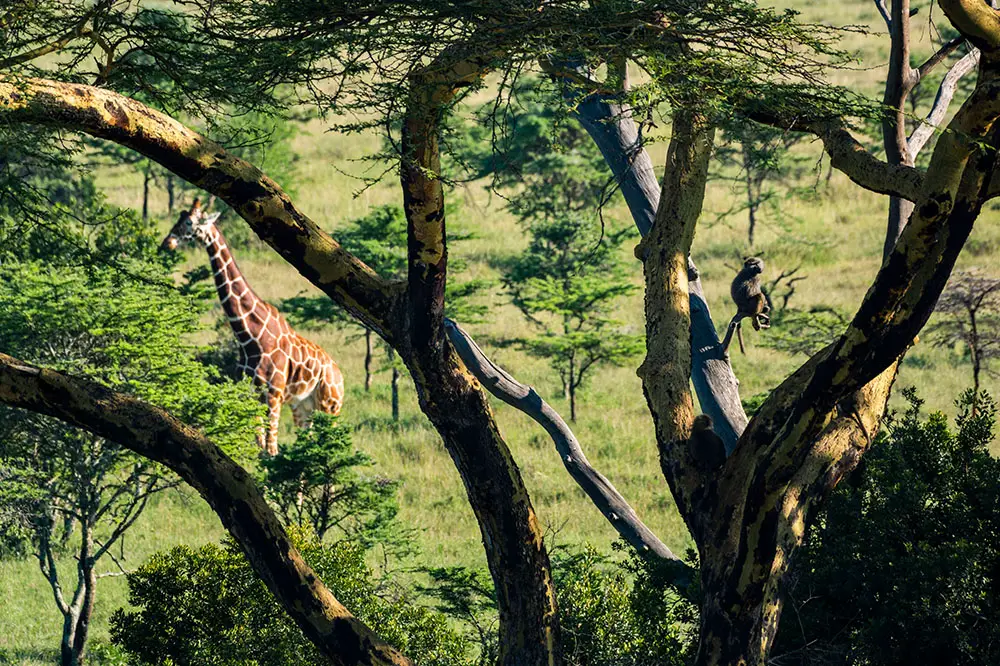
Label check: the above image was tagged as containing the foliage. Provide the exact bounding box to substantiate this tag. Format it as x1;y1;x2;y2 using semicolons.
262;413;412;555
773;389;1000;666
110;529;471;666
422;546;697;666
501;215;642;421
713;117;809;246
448;78;611;219
0;259;261;663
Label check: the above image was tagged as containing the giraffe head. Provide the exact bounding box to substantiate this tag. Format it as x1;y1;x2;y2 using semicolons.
161;198;222;251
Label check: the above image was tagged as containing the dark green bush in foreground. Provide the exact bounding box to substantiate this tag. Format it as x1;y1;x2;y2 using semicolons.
110;529;469;666
774;389;1000;665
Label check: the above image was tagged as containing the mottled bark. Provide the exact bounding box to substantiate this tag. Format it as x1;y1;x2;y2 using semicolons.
400;51;560;666
0;352;413;666
636;111;716;527
0;78;398;340
567;86;747;449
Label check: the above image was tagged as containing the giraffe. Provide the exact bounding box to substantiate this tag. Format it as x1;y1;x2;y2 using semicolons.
161;198;344;455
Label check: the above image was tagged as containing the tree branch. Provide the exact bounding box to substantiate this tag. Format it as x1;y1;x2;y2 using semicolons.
636;111;716;525
915;37;966;81
444;318;697;594
0;77;398;340
909;49;981;157
0;352;412;666
749;110;925;202
561;71;747;449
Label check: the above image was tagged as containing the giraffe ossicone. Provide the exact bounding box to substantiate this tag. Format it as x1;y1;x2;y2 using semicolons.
162;198;344;455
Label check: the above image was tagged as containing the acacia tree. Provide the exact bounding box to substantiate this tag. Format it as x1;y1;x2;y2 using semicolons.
928;270;1000;399
3;2;1000;666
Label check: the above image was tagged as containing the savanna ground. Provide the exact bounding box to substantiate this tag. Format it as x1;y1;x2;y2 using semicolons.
2;1;999;661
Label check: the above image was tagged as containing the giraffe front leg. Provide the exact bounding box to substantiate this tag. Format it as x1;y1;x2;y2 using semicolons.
263;392;283;456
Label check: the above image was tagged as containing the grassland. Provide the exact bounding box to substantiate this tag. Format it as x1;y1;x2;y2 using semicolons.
3;1;1000;662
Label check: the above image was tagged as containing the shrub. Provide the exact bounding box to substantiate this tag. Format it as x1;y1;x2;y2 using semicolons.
773;389;1000;666
110;529;470;666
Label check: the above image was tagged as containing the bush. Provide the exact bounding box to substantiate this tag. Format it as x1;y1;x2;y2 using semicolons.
422;547;697;666
773;389;1000;666
110;529;470;666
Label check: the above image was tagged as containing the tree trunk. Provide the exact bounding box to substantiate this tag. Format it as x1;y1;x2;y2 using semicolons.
69;565;96;666
568;356;576;422
743;143;758;247
391;366;400;422
364;328;374;391
166;174;175;215
882;0;916;258
566;82;748;449
142;165;151;222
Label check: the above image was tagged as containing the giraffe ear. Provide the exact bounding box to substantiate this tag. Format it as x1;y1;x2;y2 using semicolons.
203;212;222;225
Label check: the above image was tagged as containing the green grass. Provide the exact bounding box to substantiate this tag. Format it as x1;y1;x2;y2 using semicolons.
4;4;1000;661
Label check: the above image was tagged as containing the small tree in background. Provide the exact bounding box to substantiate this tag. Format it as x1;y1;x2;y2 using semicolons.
262;413;411;557
714;119;808;247
0;261;261;666
452;79;642;421
503;215;642;421
927;270;1000;405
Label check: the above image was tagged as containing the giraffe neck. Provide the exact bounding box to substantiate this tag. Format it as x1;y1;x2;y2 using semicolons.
202;225;265;337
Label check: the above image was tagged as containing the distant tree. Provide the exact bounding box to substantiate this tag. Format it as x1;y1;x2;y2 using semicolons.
502;215;642;421
714;119;807;247
262;413;411;556
774;389;1000;666
927;270;1000;405
0;261;260;666
448;78;609;220
110;530;470;666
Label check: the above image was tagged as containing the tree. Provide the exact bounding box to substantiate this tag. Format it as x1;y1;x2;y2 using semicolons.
502;216;643;421
773;389;1000;666
927;270;1000;402
713;119;808;247
262;413;411;555
2;2;1000;665
0;260;260;666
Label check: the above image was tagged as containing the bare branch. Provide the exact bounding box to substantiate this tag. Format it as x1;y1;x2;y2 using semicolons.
444;319;697;594
908;49;980;158
873;0;892;30
915;37;966;81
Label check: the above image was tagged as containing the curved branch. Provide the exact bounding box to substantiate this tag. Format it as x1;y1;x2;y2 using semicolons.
939;0;1000;50
749;110;926;202
0;77;397;340
915;37;966;81
444;319;697;593
0;352;411;666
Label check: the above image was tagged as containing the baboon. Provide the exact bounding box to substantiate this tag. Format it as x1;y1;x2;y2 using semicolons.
722;256;771;354
690;414;727;471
